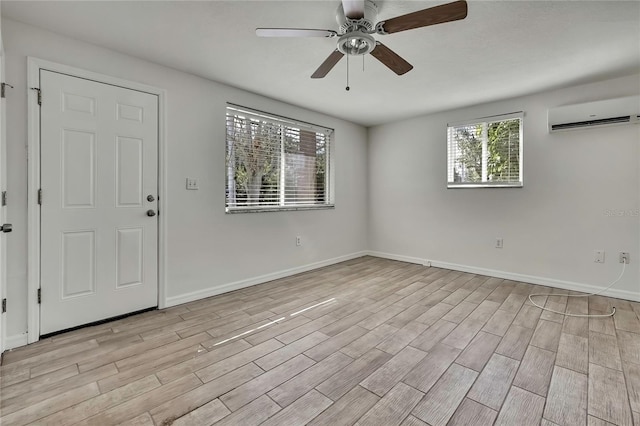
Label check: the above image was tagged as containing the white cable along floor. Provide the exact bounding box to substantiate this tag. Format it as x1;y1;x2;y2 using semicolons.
1;256;639;426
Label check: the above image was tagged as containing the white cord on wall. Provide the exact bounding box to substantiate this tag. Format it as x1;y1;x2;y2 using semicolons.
528;261;627;318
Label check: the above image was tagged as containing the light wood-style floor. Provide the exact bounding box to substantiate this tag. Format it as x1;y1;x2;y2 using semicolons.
1;256;639;426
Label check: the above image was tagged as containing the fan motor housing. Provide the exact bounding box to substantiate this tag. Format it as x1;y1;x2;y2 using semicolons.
336;0;378;34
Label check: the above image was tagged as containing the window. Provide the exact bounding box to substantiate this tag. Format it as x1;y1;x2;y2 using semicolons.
447;112;523;188
225;104;333;212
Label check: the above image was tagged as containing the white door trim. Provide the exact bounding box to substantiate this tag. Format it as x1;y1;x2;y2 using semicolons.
27;57;168;344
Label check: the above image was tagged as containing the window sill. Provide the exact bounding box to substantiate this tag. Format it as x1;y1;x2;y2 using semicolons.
226;204;335;214
447;182;523;189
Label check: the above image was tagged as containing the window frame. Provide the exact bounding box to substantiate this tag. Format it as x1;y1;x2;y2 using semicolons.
225;103;335;213
446;111;524;189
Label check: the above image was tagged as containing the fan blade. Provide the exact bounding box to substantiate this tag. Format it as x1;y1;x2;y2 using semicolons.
311;50;344;79
256;28;337;38
378;0;468;34
342;0;365;19
370;43;413;75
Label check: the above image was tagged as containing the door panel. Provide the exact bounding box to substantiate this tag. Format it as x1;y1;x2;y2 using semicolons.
40;70;158;335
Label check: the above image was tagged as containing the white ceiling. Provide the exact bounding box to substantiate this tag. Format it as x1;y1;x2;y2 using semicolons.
2;1;639;126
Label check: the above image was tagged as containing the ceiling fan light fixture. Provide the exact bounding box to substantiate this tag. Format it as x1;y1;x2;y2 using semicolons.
337;31;375;56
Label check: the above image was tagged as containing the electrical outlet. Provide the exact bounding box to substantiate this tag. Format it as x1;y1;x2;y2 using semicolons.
495;238;503;249
186;178;199;190
620;252;630;264
296;236;302;247
594;250;605;263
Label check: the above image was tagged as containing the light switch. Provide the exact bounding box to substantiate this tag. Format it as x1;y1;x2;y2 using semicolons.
186;178;199;190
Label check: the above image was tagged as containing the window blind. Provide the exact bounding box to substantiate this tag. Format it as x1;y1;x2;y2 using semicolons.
447;112;523;188
225;105;333;212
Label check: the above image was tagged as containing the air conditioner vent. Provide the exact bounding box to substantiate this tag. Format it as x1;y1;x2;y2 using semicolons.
548;96;639;133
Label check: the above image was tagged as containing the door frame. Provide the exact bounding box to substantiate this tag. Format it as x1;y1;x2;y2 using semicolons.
27;57;168;344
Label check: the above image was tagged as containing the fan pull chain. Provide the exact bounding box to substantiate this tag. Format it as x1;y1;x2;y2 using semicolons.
346;54;350;91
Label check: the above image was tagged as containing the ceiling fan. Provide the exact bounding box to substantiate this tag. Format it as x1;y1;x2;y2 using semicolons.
256;0;468;79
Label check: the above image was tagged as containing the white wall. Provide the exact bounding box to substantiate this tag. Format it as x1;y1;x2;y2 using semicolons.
369;74;640;299
2;18;369;340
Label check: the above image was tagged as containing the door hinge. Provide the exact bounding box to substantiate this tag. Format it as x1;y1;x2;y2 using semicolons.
37;189;42;205
1;191;6;206
37;289;41;304
1;83;14;98
2;298;6;313
31;87;42;106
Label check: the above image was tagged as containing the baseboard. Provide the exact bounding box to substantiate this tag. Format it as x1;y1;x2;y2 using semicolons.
366;251;640;302
365;251;428;266
5;333;29;350
166;251;369;307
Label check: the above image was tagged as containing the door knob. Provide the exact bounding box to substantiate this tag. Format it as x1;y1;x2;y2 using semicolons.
147;195;155;202
0;223;12;233
146;210;156;217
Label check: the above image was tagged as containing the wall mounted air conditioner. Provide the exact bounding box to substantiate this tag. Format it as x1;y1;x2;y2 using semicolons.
548;95;640;133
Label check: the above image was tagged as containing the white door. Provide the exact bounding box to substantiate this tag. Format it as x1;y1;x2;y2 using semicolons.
40;70;158;335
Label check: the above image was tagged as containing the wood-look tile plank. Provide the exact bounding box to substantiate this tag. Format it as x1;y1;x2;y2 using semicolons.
275;314;340;345
268;352;353;408
413;303;454;326
409;319;457;352
411;363;478;426
0;364;78;400
500;293;527;313
588;363;633;425
320;310;374;337
308;385;379;426
355;382;424;426
544;366;588;426
530;319;562;352
587;415;616;426
243;315;312;345
512;305;542;329
172;399;230;426
467;353;520;410
455;331;502;372
305;325;368;361
316;348;392;401
589;330;623;370
81;374;202;425
256;331;329;370
260;389;333;426
118;412;156;426
155;338;252;384
440;316;485;350
386;304;431;329
149;363;263;425
377;321;429;355
220;354;315;411
37;375;161;425
494;386;545;426
213;394;281;426
562;316;589;338
448;398;498;426
482;309;518;337
358;304;405;330
614;309;640;333
194;339;283;383
400;415;429;426
341;324;398;359
556;333;588;374
512;345;556;397
360;346;427;397
441;301;478;324
589;313;616;336
623;362;640;413
617;330;640;365
0;363;118;415
540;295;568;324
0;382;101;425
495;324;534;361
403;344;461;394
